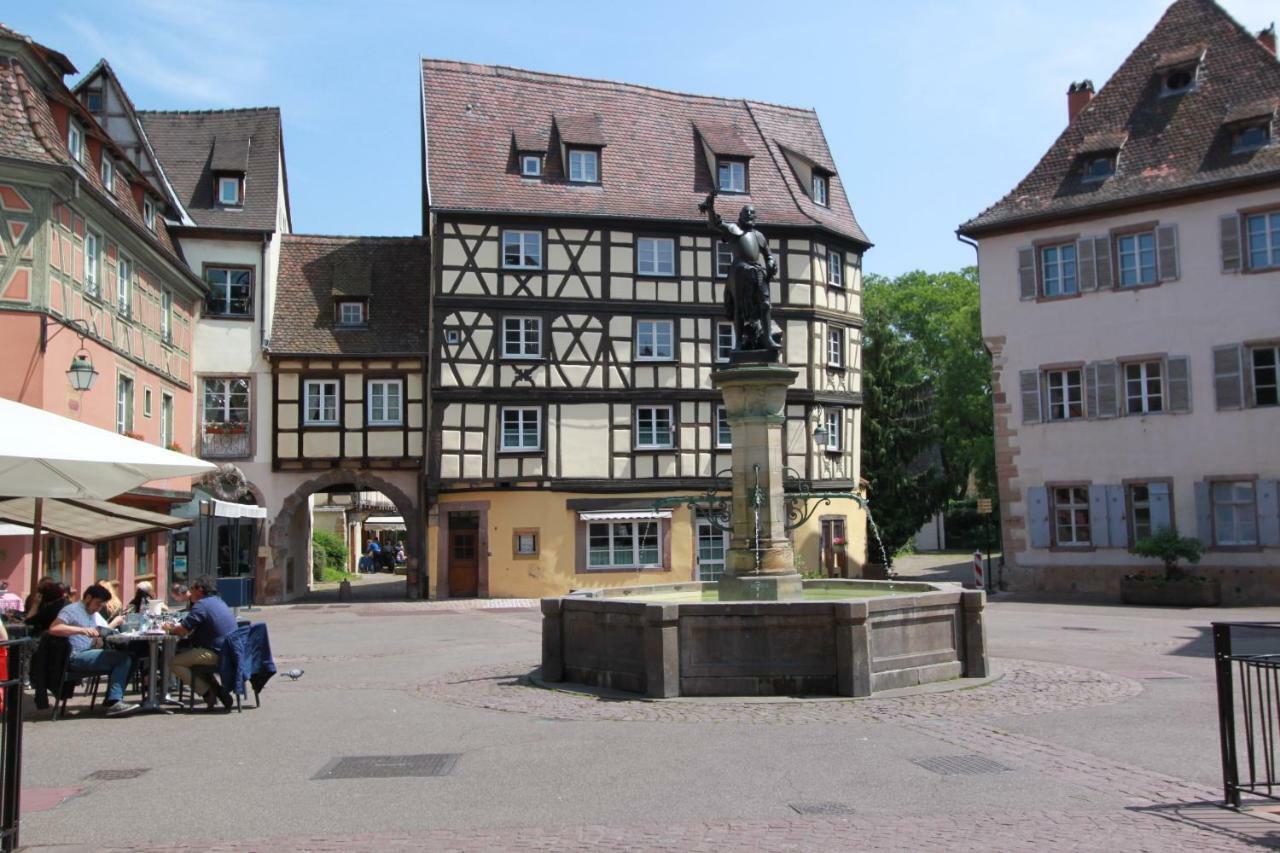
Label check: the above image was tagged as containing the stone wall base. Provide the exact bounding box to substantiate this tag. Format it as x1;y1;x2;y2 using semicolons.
1003;562;1280;605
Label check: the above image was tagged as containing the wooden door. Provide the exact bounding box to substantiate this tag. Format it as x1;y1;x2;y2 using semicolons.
448;528;479;597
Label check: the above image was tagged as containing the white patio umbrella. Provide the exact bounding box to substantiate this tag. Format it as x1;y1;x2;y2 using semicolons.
0;396;215;589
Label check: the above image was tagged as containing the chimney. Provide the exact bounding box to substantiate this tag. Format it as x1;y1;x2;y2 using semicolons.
1067;80;1095;124
1259;23;1276;56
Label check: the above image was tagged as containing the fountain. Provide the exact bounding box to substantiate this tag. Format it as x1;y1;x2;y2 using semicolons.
540;192;987;698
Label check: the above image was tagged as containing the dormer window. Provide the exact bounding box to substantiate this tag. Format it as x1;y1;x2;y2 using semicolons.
218;176;242;206
567;148;599;183
717;159;747;193
1084;154;1116;181
1233;122;1272;153
521;154;543;177
1162;64;1198;96
100;156;114;191
336;300;366;327
67;122;83;163
143;197;156;230
812;172;829;207
1155;44;1203;98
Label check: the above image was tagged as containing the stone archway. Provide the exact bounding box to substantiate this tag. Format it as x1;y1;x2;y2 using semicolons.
267;469;424;602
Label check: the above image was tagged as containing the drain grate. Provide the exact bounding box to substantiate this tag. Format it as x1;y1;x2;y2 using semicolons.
85;768;149;781
313;753;459;780
789;802;855;816
912;755;1011;776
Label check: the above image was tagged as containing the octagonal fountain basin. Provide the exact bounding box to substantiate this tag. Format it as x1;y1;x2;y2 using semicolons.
540;579;988;699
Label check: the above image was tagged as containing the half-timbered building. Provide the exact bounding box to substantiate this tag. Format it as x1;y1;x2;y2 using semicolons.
421;61;870;598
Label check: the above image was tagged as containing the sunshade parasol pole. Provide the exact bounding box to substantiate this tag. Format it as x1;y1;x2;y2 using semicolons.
29;498;43;594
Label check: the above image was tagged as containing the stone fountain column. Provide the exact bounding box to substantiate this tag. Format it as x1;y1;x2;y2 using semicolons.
713;363;803;601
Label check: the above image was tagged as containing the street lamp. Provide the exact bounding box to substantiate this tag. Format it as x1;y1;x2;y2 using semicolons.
812;415;828;449
66;348;98;391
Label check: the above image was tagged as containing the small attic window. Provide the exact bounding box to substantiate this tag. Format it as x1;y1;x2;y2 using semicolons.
568;148;599;183
218;176;242;205
812;172;829;207
67;122;84;163
143;197;156;230
1233;122;1272;153
1162;65;1198;96
101;156;114;191
521;154;543;177
336;300;366;327
84;90;103;112
1083;154;1116;182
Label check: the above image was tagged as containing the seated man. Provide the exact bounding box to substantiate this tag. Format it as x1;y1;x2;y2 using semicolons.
164;575;237;710
46;584;137;716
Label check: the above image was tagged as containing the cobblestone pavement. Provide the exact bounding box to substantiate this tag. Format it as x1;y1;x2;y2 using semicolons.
414;657;1144;724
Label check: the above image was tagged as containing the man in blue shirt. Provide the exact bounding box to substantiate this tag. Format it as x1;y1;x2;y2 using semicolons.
47;584;137;716
165;575;238;710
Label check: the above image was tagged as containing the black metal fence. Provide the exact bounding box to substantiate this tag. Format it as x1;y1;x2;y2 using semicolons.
1213;622;1280;808
0;636;30;852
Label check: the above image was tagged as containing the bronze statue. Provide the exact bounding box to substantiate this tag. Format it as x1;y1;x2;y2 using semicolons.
700;191;781;360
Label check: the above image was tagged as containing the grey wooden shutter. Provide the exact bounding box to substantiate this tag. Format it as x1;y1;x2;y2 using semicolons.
1017;247;1037;300
1194;481;1213;545
1088;484;1110;547
1085;363;1099;418
1027;486;1050;548
1213;344;1245;410
1149;482;1172;536
1020;370;1042;423
1220;214;1242;273
1259;479;1280;547
1094;360;1119;419
1166;356;1191;413
1077;238;1097;291
1155;224;1179;281
1093;236;1113;290
1106;484;1127;548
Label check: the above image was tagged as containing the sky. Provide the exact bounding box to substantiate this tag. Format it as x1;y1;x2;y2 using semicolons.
9;0;1276;278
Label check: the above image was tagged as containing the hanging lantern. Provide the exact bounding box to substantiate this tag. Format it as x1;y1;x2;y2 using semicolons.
66;349;98;391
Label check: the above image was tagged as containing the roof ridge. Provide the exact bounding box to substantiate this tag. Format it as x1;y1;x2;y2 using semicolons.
420;58;815;114
282;233;425;242
137;106;280;115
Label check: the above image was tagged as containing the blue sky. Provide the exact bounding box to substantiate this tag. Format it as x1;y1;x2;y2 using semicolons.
10;0;1274;277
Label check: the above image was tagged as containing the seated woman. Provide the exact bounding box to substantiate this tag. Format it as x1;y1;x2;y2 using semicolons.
24;581;68;635
127;581;155;614
100;580;125;623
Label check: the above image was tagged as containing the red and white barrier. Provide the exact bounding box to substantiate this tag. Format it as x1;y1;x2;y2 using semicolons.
971;550;984;590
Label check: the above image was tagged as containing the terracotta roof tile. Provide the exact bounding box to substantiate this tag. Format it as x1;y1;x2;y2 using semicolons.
694;119;753;158
1080;130;1129;152
271;236;430;356
961;0;1280;236
553;111;606;146
421;60;869;245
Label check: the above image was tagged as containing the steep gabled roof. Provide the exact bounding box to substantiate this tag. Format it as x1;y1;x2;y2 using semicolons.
270;236;430;356
138;107;285;232
421;60;869;245
961;0;1280;236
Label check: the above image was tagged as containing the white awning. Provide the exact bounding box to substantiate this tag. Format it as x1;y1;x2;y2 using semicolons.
203;499;267;519
364;515;405;527
0;523;46;537
0;498;191;544
577;510;672;522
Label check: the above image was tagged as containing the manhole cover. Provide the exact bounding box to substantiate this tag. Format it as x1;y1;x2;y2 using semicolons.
789;802;855;816
85;768;149;781
313;753;459;780
912;755;1011;776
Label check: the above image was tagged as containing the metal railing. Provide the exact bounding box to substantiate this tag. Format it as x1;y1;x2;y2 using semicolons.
0;637;32;852
200;428;251;459
1214;622;1280;808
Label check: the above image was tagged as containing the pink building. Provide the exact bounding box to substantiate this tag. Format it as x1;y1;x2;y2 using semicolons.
0;26;206;601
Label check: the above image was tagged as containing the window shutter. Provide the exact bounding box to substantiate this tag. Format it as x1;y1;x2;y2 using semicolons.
1020;370;1042;424
1194;481;1212;545
1027;486;1050;548
1166;356;1191;413
1259;479;1280;548
1094;360;1118;419
1017;247;1037;300
1220;214;1242;273
1212;344;1245;410
1107;484;1128;548
1149;482;1172;536
1077;238;1097;291
1156;224;1179;281
1093;236;1113;290
1089;484;1110;547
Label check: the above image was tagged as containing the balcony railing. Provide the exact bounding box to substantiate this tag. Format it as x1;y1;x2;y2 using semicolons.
200;426;251;459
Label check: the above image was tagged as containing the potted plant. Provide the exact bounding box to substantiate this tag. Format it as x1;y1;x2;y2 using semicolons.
1120;528;1218;606
167;442;184;453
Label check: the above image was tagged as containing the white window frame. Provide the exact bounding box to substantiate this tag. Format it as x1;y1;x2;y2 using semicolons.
501;316;541;359
1045;368;1084;421
143;197;156;230
68;122;83;163
218;176;241;205
1052;485;1092;547
717;159;746;193
636;319;674;361
715;322;735;363
1116;231;1157;287
715;241;733;279
812;173;828;206
115;374;134;434
499;406;542;452
303;379;340;426
1233;123;1271;154
1251;345;1279;407
202;377;251;429
501;230;542;269
1127;483;1156;543
84;230;99;297
520;154;542;177
828;250;843;288
587;520;662;570
515;531;538;555
635;405;674;450
1212;481;1258;547
337;301;365;327
143;386;153;418
636;237;675;277
367;379;403;426
160;290;172;343
160;392;174;448
1246;211;1280;270
117;254;132;317
1040;243;1077;296
827;327;845;369
100;157;113;191
568;148;598;183
205;266;253;317
823;409;842;452
715;405;731;449
1124;360;1163;415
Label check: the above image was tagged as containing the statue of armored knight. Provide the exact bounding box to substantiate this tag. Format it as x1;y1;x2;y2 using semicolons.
700;191;782;360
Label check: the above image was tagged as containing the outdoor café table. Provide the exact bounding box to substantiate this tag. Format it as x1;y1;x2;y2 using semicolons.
107;630;181;713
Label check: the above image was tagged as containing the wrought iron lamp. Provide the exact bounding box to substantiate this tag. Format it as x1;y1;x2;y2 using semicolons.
66;348;98;391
